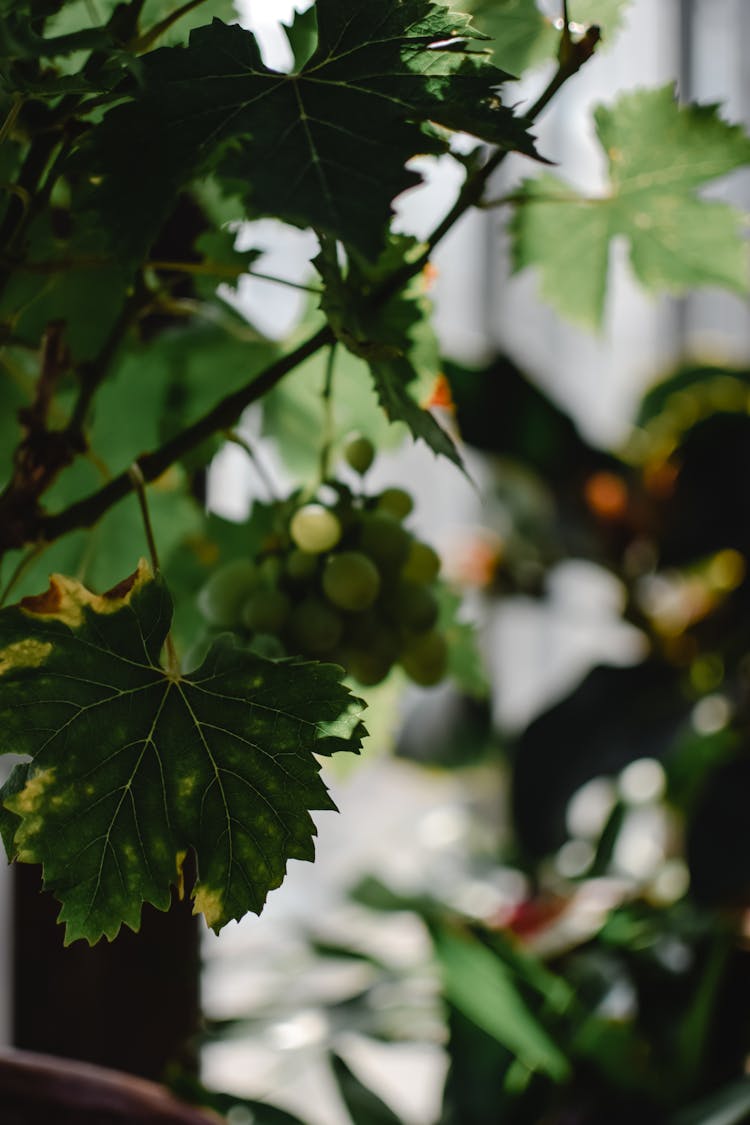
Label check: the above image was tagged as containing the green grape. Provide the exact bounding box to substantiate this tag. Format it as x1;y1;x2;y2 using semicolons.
383;580;439;632
259;554;283;586
358;512;411;573
247;633;286;660
289;503;342;553
197;559;261;627
346;648;394;686
402;539;441;584
285;548;319;582
288;597;343;653
400;631;448;686
343;433;375;475
240;588;290;633
322;551;381;611
376;487;413;520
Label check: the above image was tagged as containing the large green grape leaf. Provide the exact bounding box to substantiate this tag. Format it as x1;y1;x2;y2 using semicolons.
80;3;537;265
0;562;365;944
511;85;750;327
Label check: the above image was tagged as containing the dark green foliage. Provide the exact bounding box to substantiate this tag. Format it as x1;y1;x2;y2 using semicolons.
4;4;750;1120
0;563;364;943
79;4;535;265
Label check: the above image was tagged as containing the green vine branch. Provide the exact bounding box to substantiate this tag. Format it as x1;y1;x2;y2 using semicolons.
37;323;334;544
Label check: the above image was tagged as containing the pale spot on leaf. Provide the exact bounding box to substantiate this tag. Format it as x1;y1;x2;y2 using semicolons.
193;885;225;929
0;639;52;675
9;768;56;815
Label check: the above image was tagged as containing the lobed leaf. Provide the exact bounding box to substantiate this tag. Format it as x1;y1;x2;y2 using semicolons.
79;2;537;265
0;562;365;944
511;85;750;326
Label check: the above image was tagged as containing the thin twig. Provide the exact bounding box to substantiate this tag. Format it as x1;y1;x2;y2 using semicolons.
318;344;337;483
128;462;162;573
225;429;278;501
127;462;180;677
0;96;24;147
0;542;46;607
148;258;322;294
133;0;213;51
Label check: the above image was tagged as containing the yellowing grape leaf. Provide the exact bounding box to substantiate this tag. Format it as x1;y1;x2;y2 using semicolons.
81;2;538;264
510;85;750;327
0;562;365;945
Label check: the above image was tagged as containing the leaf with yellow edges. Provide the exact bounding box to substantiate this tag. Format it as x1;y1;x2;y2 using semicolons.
0;562;365;944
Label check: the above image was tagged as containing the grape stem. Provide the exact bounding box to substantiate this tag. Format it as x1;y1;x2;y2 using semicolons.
128;462;180;676
0;542;46;608
318;343;338;485
224;429;279;502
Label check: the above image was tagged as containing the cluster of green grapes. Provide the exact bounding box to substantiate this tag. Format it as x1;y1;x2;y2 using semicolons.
197;436;448;687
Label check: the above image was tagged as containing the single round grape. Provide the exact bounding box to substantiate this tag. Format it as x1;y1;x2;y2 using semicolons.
247;633;286;660
402;540;441;584
358;512;411;573
376;487;413;520
400;631;448;686
197;559;260;627
346;648;394;686
289;504;342;554
322;551;381;612
285;548;319;582
240;588;290;634
288;597;343;653
343;433;375;475
384;580;439;632
259;554;283;586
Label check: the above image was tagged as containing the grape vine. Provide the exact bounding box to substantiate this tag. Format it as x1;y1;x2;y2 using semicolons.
1;0;750;946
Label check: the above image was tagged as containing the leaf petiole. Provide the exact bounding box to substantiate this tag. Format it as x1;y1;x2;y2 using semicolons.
224;429;278;502
127;462;180;677
0;542;47;608
318;343;338;484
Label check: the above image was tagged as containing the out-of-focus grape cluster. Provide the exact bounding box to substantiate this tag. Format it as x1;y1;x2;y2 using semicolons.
197;435;448;686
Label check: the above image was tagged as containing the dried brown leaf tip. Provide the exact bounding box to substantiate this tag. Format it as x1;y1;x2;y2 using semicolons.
19;560;152;629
